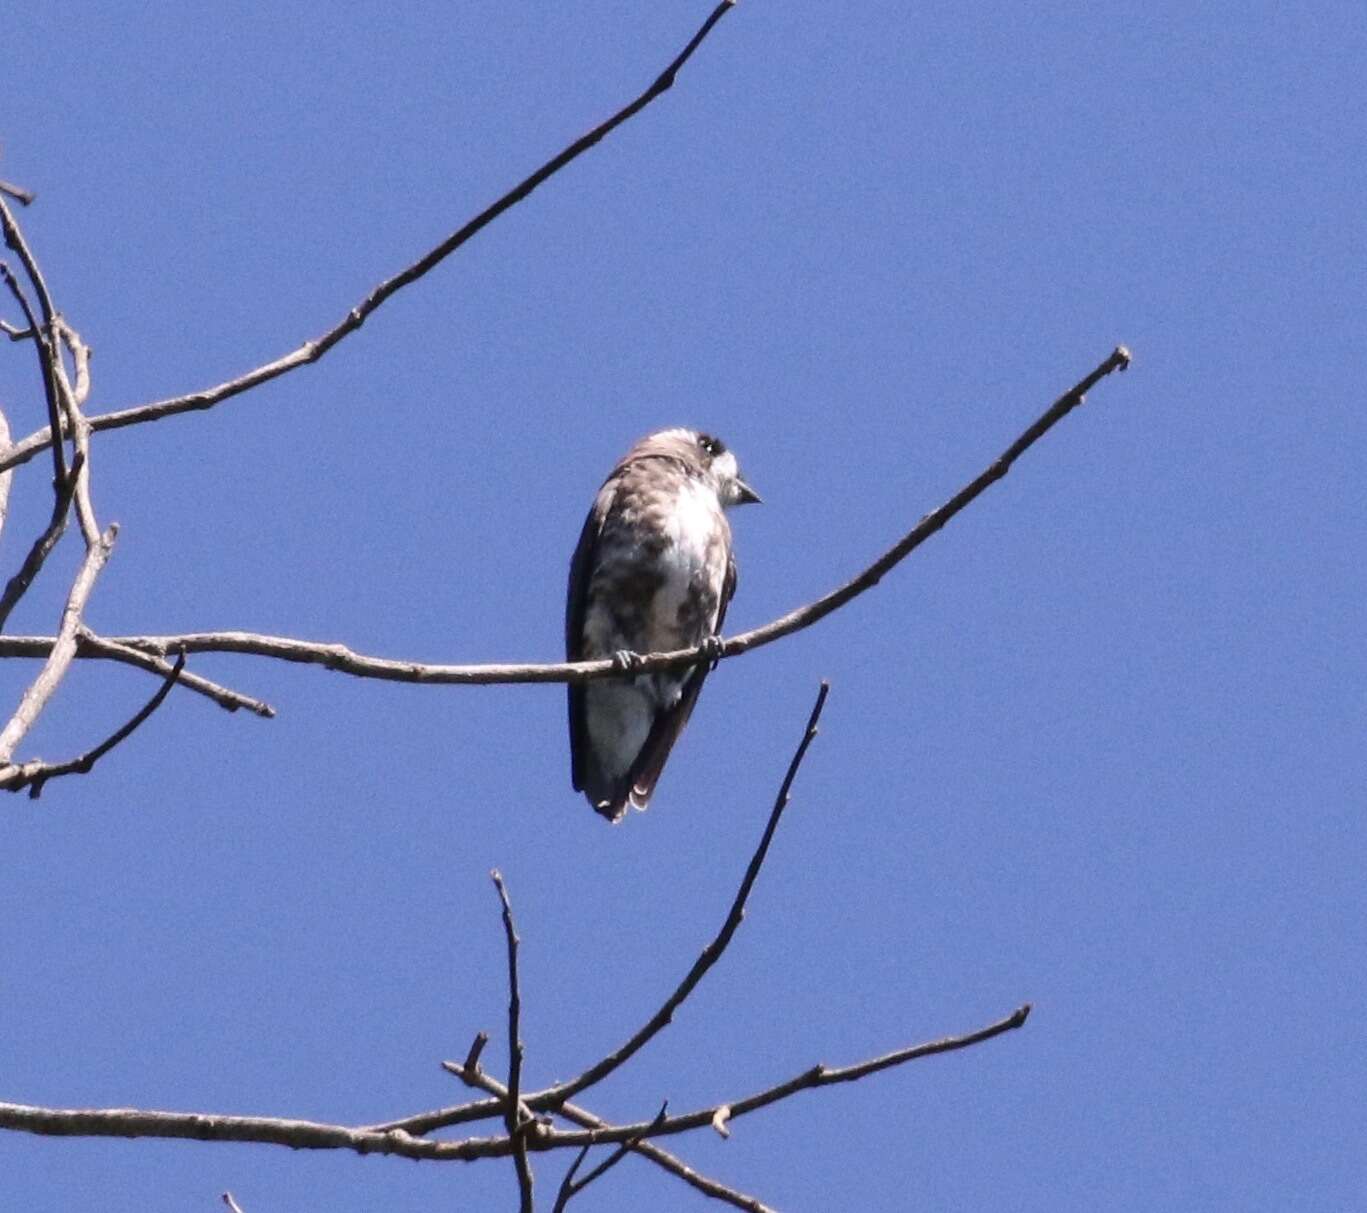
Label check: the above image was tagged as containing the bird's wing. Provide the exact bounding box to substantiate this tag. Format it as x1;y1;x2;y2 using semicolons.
625;548;738;810
566;485;613;794
712;549;737;663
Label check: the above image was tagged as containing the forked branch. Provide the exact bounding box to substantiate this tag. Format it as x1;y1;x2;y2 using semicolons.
0;686;1029;1212
0;2;739;479
0;345;1131;691
0;650;185;797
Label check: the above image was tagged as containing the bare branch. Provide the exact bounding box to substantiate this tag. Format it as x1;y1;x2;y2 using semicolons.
447;1066;774;1213
375;683;829;1138
362;1091;504;1136
221;1194;246;1213
0;1100;506;1161
552;1102;668;1212
0;194;76;505
0;3;738;479
0;406;12;543
0;179;35;206
56;316;92;408
532;680;829;1109
463;1031;490;1074
0;255;65;487
0;200;57;326
0;319;34;340
0;523;115;764
554;1144;593;1213
0;346;1130;686
50;319;100;547
0;650;185;797
0;310;114;765
0;631;273;716
82;631;274;717
0;452;81;632
538;1004;1033;1148
491;869;535;1213
0;1000;1024;1198
452;1005;1029;1155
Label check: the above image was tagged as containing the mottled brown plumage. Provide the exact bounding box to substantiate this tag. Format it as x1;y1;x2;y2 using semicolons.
567;428;759;822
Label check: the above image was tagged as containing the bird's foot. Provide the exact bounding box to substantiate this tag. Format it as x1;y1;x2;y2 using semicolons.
612;649;644;674
698;634;725;663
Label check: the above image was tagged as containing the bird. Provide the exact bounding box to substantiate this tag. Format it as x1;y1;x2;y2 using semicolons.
566;428;760;822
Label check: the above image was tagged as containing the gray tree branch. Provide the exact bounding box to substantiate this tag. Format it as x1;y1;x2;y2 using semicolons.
0;199;67;489
0;687;1028;1212
455;1065;773;1213
0;650;185;797
0;2;738;480
0;315;115;765
0;345;1131;695
492;870;536;1213
552;1102;668;1212
376;681;831;1140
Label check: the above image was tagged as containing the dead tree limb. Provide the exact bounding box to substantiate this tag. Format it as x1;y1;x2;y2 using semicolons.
0;2;739;479
0;650;185;797
0;345;1131;692
0;309;115;765
0;687;1028;1210
491;870;536;1213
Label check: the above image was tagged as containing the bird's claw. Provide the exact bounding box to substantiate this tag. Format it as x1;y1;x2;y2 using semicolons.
612;649;643;674
699;634;725;663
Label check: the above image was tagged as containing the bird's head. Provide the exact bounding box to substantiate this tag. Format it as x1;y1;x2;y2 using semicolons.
694;430;761;508
633;427;760;508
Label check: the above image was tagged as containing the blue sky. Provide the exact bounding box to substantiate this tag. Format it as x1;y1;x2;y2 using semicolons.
1;3;1362;1210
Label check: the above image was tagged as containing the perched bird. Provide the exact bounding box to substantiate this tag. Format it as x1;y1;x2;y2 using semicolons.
566;428;760;822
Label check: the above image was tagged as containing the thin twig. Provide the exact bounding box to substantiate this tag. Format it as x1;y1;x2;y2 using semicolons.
0;523;115;764
0;193;69;492
50;319;99;547
0;316;114;764
448;1005;1029;1154
375;683;829;1139
0;1001;1024;1179
552;1102;668;1212
463;1031;490;1074
84;631;273;716
0;256;65;487
0;3;738;479
535;680;829;1109
0;195;59;325
221;1194;246;1213
0;650;185;797
0;631;273;716
0;407;12;544
554;1144;593;1212
56;316;92;408
492;870;535;1213
0;319;35;340
363;1090;504;1135
0;346;1130;685
527;1004;1033;1149
448;1065;774;1212
0;179;35;207
0;452;81;632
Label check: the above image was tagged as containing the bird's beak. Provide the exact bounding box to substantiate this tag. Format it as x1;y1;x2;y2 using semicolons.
735;479;762;506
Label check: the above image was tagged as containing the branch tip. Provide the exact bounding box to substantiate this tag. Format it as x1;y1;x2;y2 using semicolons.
0;0;737;470
463;1031;490;1074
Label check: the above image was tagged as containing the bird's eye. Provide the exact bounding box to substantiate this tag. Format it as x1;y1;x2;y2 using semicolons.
697;433;724;456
